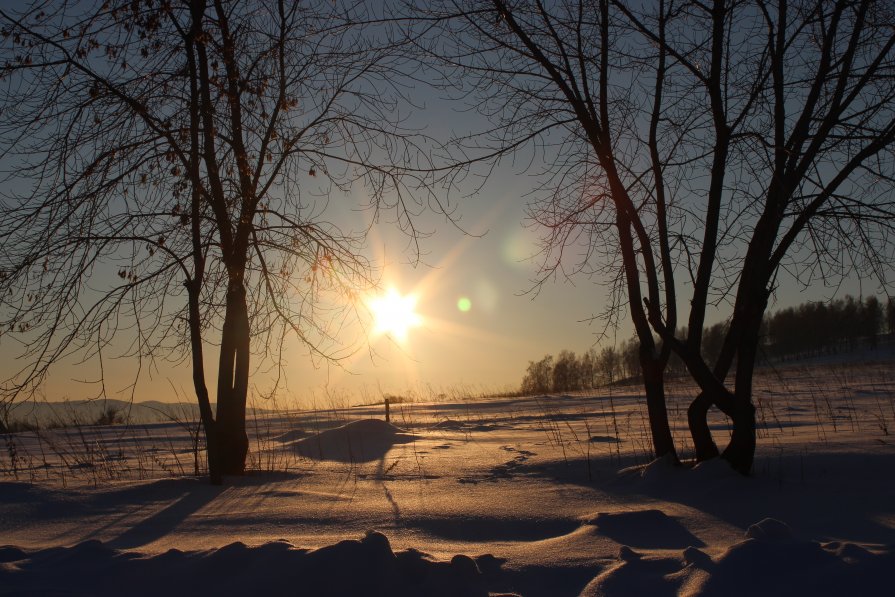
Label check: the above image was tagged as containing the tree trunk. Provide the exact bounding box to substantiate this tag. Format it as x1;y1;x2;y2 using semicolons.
641;353;678;462
688;391;720;462
720;302;762;475
187;279;222;485
721;399;755;474
215;281;250;475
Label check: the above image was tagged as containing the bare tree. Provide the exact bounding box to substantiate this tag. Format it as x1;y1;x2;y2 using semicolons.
417;0;895;472
0;0;433;482
598;346;620;385
521;354;554;394
888;297;895;335
417;0;683;462
628;0;895;472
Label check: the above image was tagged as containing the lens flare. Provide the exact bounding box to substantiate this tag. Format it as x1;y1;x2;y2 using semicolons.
457;297;472;312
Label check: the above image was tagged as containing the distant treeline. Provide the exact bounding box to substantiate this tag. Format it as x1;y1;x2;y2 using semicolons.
764;295;893;358
521;295;895;394
521;342;642;395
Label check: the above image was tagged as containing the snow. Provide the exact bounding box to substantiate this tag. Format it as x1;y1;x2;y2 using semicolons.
287;419;417;463
1;362;894;595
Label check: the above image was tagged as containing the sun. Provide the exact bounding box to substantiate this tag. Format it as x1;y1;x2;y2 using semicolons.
368;287;422;343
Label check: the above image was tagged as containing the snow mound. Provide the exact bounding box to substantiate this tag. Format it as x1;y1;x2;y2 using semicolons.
579;547;683;597
585;509;705;549
290;419;417;462
579;518;894;597
823;541;877;564
0;531;493;597
745;518;794;541
683;545;712;566
617;545;641;562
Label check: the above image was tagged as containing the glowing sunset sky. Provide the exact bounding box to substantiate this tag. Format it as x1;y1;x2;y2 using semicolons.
0;139;879;408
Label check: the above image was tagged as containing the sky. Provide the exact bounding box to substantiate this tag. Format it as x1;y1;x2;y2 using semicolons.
0;95;882;409
15;159;873;410
287;163;610;403
0;3;888;410
17;159;622;407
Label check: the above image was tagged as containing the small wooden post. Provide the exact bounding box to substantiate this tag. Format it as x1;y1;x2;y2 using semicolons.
384;397;390;423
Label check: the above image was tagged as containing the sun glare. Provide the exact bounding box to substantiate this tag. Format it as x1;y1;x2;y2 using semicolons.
368;287;422;343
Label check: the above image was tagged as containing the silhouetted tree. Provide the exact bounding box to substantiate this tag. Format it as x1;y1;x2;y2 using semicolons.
598;346;621;384
620;339;641;382
888;298;895;336
419;0;895;473
0;1;433;482
579;348;598;389
521;355;554;394
701;324;727;367
654;1;895;472
862;296;882;349
765;295;888;358
551;350;579;392
418;0;680;461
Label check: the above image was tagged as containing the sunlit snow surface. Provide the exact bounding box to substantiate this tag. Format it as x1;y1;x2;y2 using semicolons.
2;362;894;596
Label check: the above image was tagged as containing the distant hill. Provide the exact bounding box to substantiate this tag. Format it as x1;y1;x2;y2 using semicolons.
4;398;275;428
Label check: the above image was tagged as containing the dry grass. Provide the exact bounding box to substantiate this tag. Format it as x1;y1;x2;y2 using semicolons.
1;360;892;487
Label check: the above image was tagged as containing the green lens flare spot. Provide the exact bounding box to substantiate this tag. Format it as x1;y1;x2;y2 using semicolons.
457;297;472;312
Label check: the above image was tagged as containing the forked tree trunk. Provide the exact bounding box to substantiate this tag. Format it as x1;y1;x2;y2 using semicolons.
687;298;762;474
215;281;250;475
721;399;756;474
641;353;678;462
686;368;755;473
721;313;761;474
688;391;720;462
